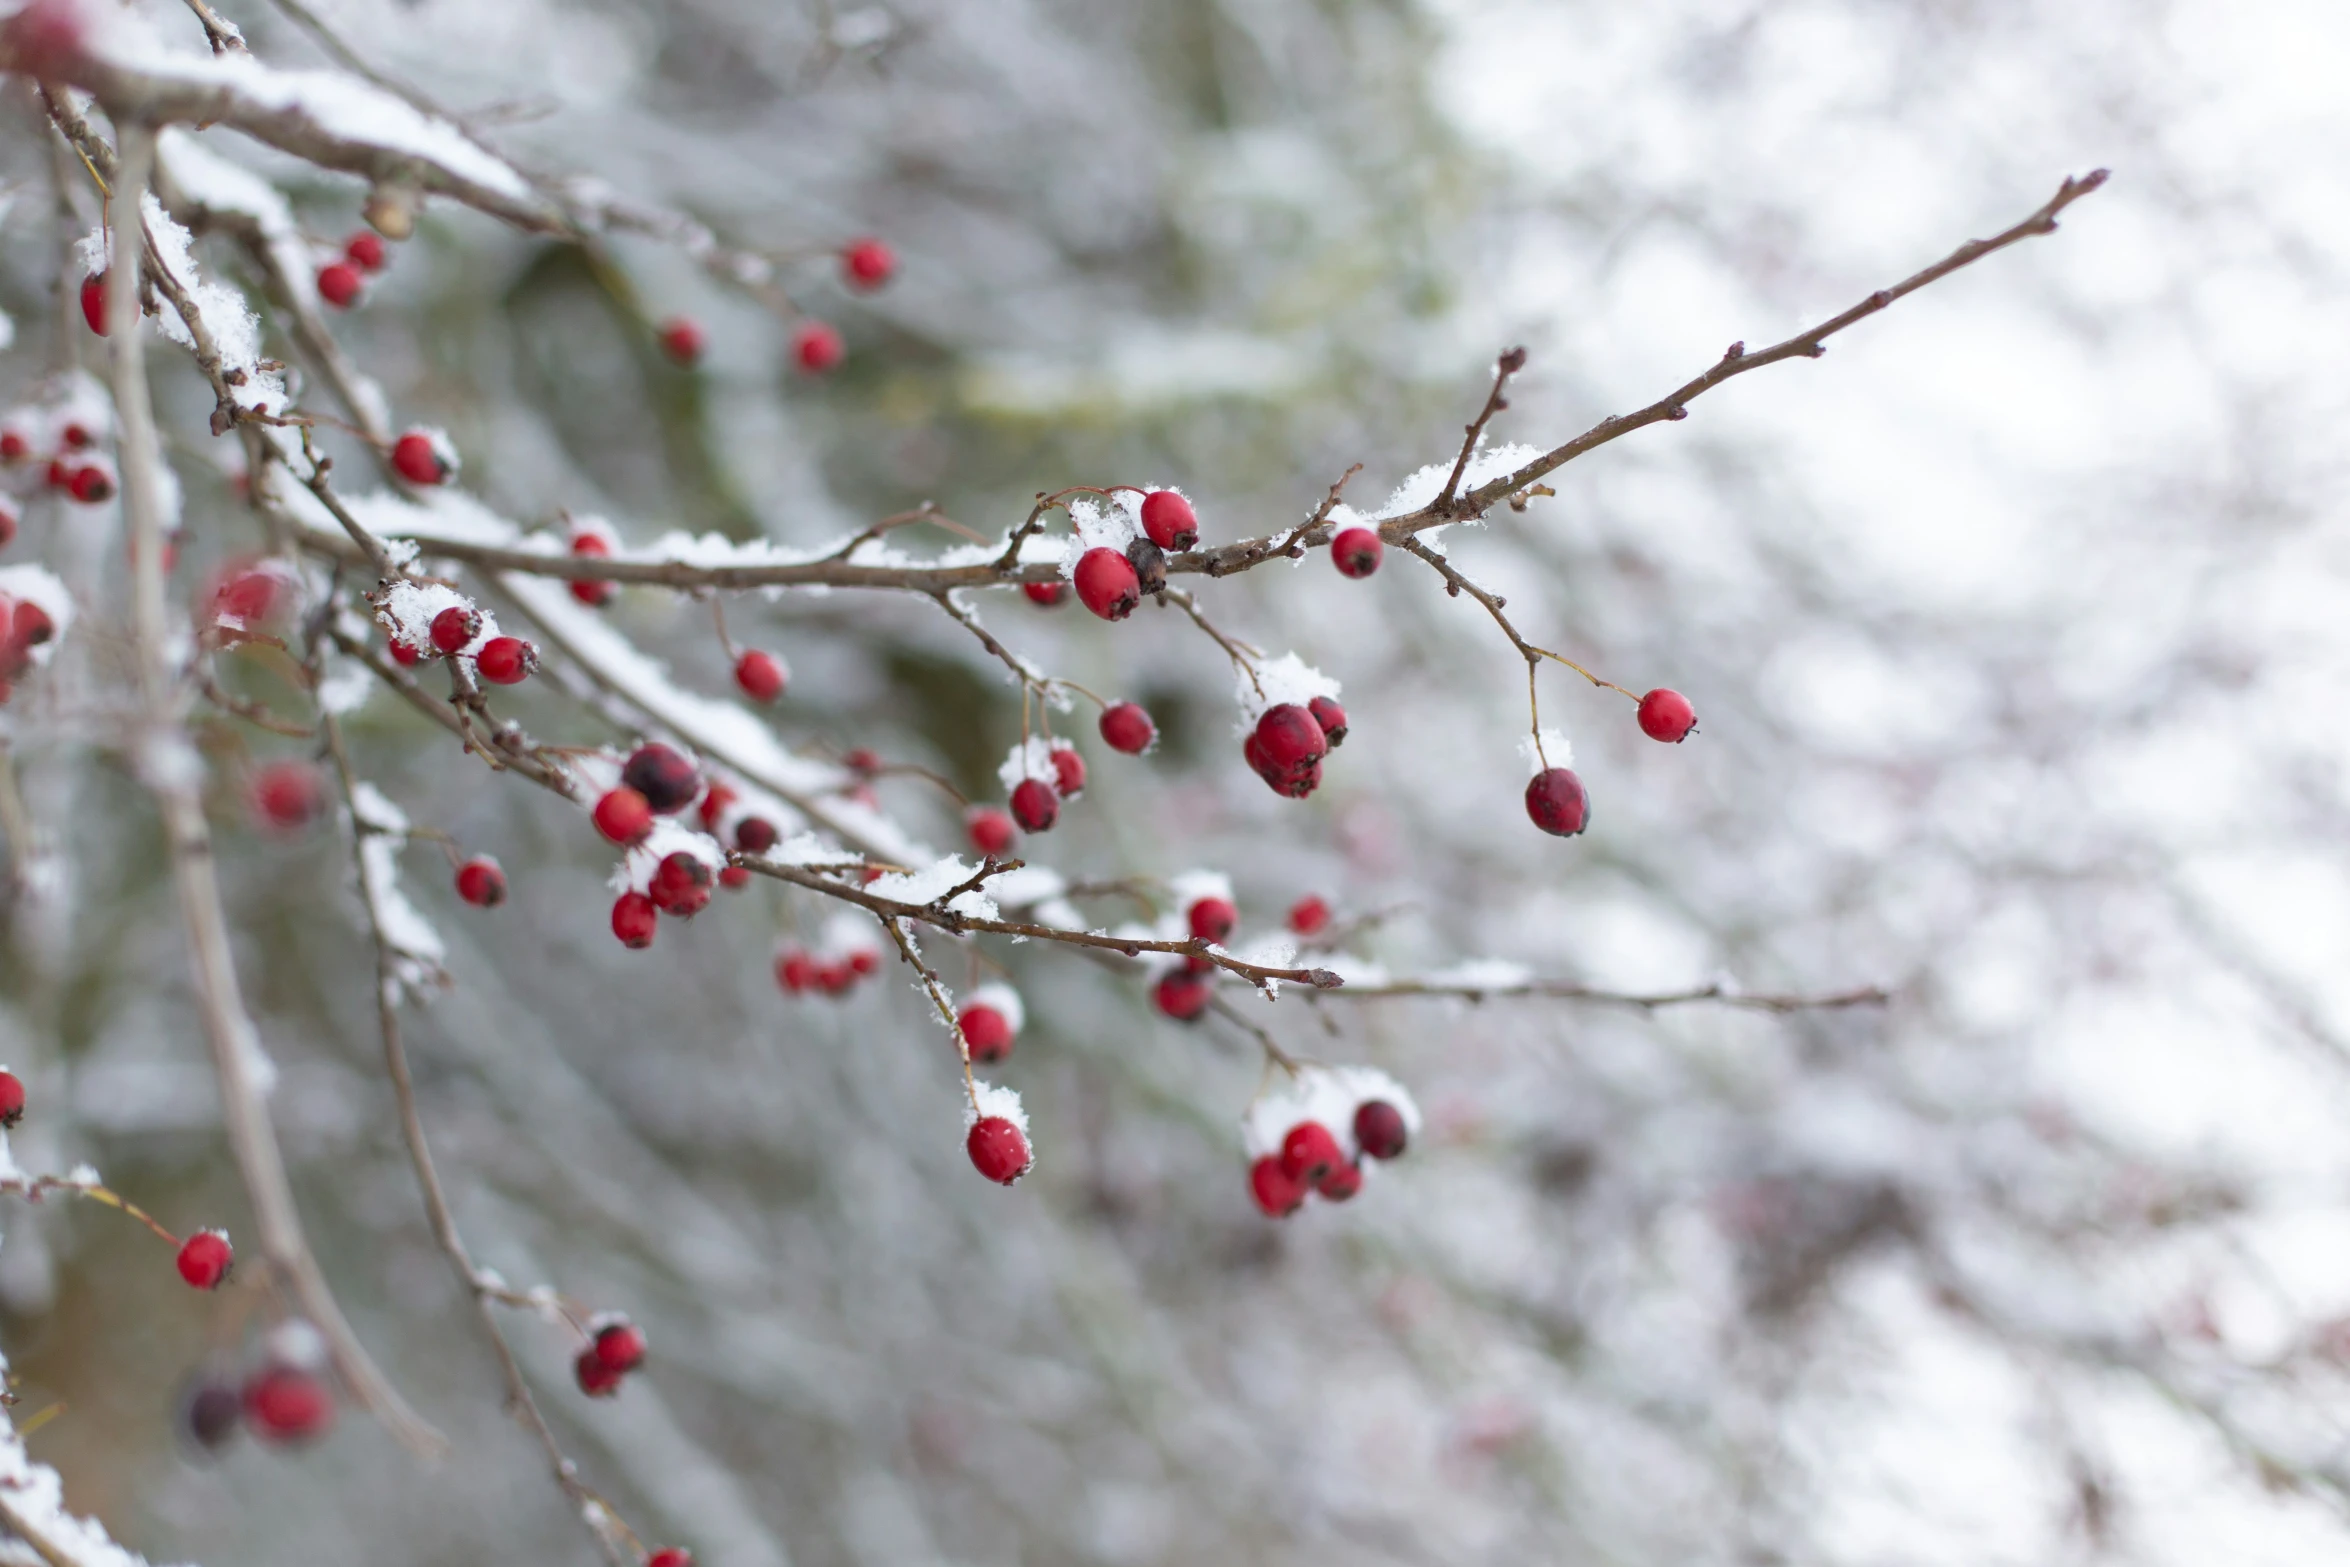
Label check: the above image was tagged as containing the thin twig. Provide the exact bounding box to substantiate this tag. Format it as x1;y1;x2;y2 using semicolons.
1320;977;1892;1012
1433;347;1526;515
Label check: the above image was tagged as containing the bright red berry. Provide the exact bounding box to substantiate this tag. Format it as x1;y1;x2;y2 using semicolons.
244;1366;333;1443
612;891;659;949
1009;778;1058;833
592;1321;647;1374
1280;1121;1344;1186
251;761;323;832
0;1069;22;1128
1287;895;1330;937
575;1346;624;1397
316;261;362;308
1308;695;1348;748
0;431;26;462
389;638;421;667
967;1116;1032;1184
734;816;778;853
775;948;815;993
648;1551;695;1567
568;531;615;606
1049;746;1085;799
1139;490;1198;552
1098;702;1155;755
1187;897;1237;945
1249;704;1327;796
648;852;713;918
455;857;506;907
1072;548;1141;621
212;566;280;625
428;605;479;655
81;273;109;336
793;321;844;374
1524;767;1590;837
734;650;787;703
1152;968;1211;1022
1330;526;1383;578
176;1230;233;1289
697;782;737;832
61;423;92;450
390;431;448;486
1354;1099;1409;1160
814;960;856;996
842;237;896;290
344;231;386;272
967;806;1015;858
959;1004;1014;1064
1637;687;1697;743
592;787;653;845
1023;580;1068;607
474;635;536;685
848;949;879;977
1249;1155;1307;1218
67;464;114;504
659;317;705;366
719;865;751;890
1317;1159;1363;1201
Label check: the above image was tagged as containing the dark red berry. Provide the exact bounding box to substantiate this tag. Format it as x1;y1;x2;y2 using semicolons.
390;639;421;668
959;1004;1013;1064
592;787;653;845
1316;1160;1363;1201
345;231;386;272
182;1378;243;1450
1139;490;1198;551
848;949;879;977
593;1321;647;1374
1524;767;1590;837
1637;687;1697;743
1255;705;1326;771
1249;1155;1307;1218
794;321;844;373
428;605;480;655
455;857;506;907
647;852;713;917
735;650;787;703
176;1230;233;1289
843;238;896;289
967;806;1015;857
474;635;536;684
390;431;448;485
1287;895;1330;937
622;743;701;814
1073;548;1141;621
1152;969;1211;1022
1125;536;1168;596
1354;1099;1409;1160
316;261;362;308
1308;695;1348;747
80;272;108;336
1023;580;1068;607
1280;1121;1344;1186
0;1069;23;1128
967;1116;1032;1184
569;531;614;606
251;761;322;832
659;317;705;366
1049;746;1085;799
575;1346;624;1397
1330;526;1383;578
0;501;17;550
1009;778;1058;833
243;1366;333;1443
67;464;114;504
611;891;659;948
1187;897;1237;945
734;815;778;854
1099;701;1155;754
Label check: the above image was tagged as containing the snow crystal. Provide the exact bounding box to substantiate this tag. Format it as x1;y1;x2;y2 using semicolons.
1372;441;1546;520
963;982;1025;1032
996;736;1061;793
0;566;76;666
868;855;1000;921
1516;728;1575;773
965;1079;1029;1135
1062;496;1143;570
377;580;495;657
0;1387;180;1567
1233;652;1340;728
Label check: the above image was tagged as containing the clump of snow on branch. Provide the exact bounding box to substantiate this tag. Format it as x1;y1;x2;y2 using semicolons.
0;1346;184;1567
817;910;884;965
1062;497;1143;572
376;580;495;657
869;855;1000;920
1168;869;1234;909
1371;441;1545;520
349;783;446;993
1233;653;1339;729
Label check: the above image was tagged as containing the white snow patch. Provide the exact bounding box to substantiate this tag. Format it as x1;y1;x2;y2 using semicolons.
1372;441;1545;519
350;782;445;990
996;736;1060;793
965;1079;1029;1136
1517;728;1575;773
377;579;496;657
608;817;723;896
1234;652;1340;729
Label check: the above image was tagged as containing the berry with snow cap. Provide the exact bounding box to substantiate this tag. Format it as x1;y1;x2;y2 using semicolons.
1139;490;1198;551
428;606;480;655
1308;695;1348;747
1354;1099;1409;1160
568;531;616;607
1188;896;1237;945
659;317;705;366
967;1116;1032;1184
794;321;844;373
967;806;1015;858
316;261;362;309
1073;547;1141;621
1331;526;1383;578
1249;1156;1308;1218
1248;704;1327;797
1524;767;1590;837
390;430;452;486
1638;687;1697;743
957;985;1024;1065
455;857;506;907
474;636;536;685
176;1230;233;1290
735;816;778;853
648;852;714;918
80;273;108;336
735;650;787;703
574;1347;624;1397
67;464;114;504
1009;777;1058;833
611;891;659;949
1099;702;1155;754
622;743;702;814
1024;580;1068;607
593;787;653;845
842;238;896;290
0;1069;23;1127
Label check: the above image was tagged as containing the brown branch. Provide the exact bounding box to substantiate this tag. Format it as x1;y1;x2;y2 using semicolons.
179;0;250;55
1398;535;1636;701
325;629;581;798
1433;347;1526;515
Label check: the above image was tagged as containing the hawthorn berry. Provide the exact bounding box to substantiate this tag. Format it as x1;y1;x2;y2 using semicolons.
843;748;880;775
67;464;114;504
316;261;362;308
1125;536;1168;597
842;237;896;290
1280;1121;1344;1186
592;1320;647;1374
1023;580;1069;607
176;1230;233;1290
0;501;16;550
1354;1099;1409;1160
611;891;659;948
735;815;778;854
1317;1160;1363;1202
659;317;705;367
389;638;421;668
79;271;108;337
1308;695;1348;748
1073;547;1141;621
1287;894;1330;937
0;430;26;462
1009;777;1059;833
735;649;787;703
181;1377;243;1450
0;1069;21;1127
719;866;751;890
390;430;450;486
592;786;654;845
1152;968;1211;1022
967;805;1016;858
61;423;92;451
212;566;280;626
344;231;386;272
848;948;879;976
698;783;738;832
568;531;616;607
959;1002;1014;1064
622;742;702;814
793;321;844;374
774;948;816;993
647;1551;695;1567
1638;687;1697;743
1187;896;1237;945
1099;701;1156;755
648;852;714;918
1249;1155;1308;1218
1139;490;1198;551
574;1346;624;1397
1524;767;1590;838
1049;745;1085;800
428;605;480;655
1248;704;1328;796
251;760;323;832
967;1116;1032;1184
243;1365;333;1444
1330;526;1383;579
455;857;507;907
474;635;536;685
815;960;856;995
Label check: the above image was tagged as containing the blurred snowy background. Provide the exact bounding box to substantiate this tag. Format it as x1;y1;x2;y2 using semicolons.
4;0;2350;1562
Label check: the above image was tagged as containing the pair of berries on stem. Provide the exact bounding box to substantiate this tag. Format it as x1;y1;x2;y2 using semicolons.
185;1322;338;1450
572;1317;648;1398
316;228;394;310
1521;688;1698;839
406;603;538;686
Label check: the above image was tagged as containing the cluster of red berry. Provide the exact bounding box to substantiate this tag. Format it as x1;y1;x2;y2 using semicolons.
182;1321;338;1451
1;399;116;506
1245;1068;1419;1218
383;599;541;687
314;228;396;311
1243;695;1348;799
571;1315;648;1397
773;918;886;997
1522;687;1698;841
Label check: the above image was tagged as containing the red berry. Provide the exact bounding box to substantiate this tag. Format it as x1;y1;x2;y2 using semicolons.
474;635;536;685
697;782;738;832
61;423;91;450
1072;548;1141;621
622;743;701;815
967;806;1015;858
1280;1121;1344;1186
568;531;615;606
574;1346;624;1397
592;1321;647;1374
1009;777;1058;833
316;261;362;308
428;604;480;655
1524;767;1590;837
647;852;713;917
843;748;880;775
814;960;856;995
848;949;878;977
659;317;705;367
1637;687;1697;743
734;649;787;703
1249;704;1327;796
1099;702;1156;755
390;431;448;486
0;1069;22;1128
176;1230;233;1289
592;787;653;845
959;1004;1014;1064
0;501;16;551
842;237;896;290
1354;1099;1409;1160
455;857;506;907
1330;526;1383;578
774;948;815;993
67;464;114;504
648;1551;695;1567
80;272;108;336
719;865;751;890
1139;490;1199;551
1049;746;1085;799
0;431;26;462
1187;897;1237;945
344;231;386;272
250;761;322;832
212;566;280;625
793;321;844;373
734;816;778;853
1308;695;1348;748
967;1116;1032;1185
1023;580;1068;607
243;1366;333;1443
1287;895;1330;937
1316;1159;1363;1201
1152;969;1210;1021
1249;1155;1307;1218
611;891;659;948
